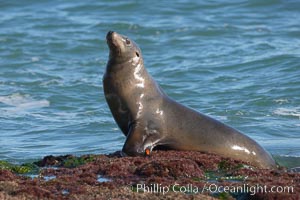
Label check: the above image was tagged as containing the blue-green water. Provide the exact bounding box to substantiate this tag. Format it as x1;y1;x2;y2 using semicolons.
0;1;299;167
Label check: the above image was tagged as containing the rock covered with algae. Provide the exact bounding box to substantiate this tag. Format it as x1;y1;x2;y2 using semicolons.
0;150;299;200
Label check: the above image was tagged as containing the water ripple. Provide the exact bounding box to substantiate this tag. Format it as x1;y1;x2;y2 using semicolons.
0;0;299;164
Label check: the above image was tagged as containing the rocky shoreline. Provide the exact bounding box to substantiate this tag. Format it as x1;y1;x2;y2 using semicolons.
0;150;299;200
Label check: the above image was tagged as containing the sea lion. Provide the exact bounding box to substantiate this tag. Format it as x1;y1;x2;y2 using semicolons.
103;31;277;169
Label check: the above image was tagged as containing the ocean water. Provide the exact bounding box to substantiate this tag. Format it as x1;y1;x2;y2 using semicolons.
0;0;299;167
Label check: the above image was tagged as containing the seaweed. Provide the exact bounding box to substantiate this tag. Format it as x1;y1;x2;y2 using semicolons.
0;160;38;174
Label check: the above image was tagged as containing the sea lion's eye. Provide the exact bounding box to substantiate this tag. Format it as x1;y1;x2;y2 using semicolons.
136;52;140;57
125;38;131;45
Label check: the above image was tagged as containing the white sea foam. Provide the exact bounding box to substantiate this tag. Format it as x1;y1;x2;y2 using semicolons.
0;93;50;114
273;107;300;119
274;98;289;105
31;56;40;62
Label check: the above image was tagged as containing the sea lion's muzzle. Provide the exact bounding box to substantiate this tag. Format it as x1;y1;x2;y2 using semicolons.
106;31;115;41
106;31;117;48
106;31;125;58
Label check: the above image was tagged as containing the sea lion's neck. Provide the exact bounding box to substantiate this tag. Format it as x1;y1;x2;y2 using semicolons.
107;56;150;82
105;57;163;113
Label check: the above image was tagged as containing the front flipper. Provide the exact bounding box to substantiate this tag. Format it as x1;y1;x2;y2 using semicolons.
122;121;163;156
122;122;146;156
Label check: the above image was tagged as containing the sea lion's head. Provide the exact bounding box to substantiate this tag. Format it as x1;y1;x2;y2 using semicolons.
106;31;142;64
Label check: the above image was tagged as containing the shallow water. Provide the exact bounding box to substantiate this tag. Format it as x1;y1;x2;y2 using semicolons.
0;0;299;167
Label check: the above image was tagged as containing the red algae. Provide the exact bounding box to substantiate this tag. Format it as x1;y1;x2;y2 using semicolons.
0;170;17;181
0;150;299;199
136;159;204;178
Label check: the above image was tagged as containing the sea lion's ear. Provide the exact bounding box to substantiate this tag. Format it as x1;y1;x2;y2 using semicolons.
122;123;145;156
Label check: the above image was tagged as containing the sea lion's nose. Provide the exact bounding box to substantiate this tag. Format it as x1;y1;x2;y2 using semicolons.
107;30;114;36
106;31;115;40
